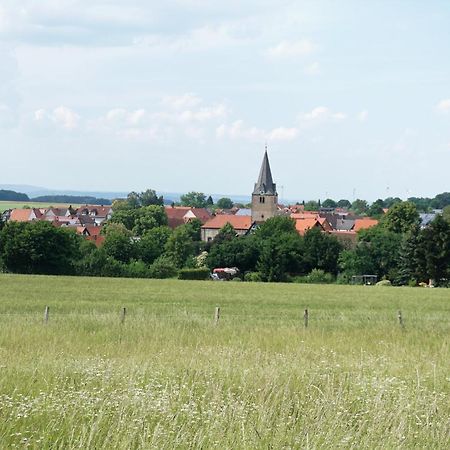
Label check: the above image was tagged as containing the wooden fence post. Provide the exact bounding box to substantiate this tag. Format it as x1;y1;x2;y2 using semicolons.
121;307;126;324
304;308;309;328
398;310;404;328
214;306;220;325
44;306;49;324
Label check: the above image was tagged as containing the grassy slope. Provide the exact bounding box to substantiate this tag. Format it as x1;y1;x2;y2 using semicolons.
0;274;449;448
0;201;82;213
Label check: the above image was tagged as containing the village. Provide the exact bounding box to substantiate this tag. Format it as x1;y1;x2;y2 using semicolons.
1;151;443;251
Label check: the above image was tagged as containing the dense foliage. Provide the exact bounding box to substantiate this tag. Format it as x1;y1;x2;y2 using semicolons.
0;189;29;201
32;195;112;205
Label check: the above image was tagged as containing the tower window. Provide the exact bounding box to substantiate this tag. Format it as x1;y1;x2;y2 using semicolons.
260;196;265;203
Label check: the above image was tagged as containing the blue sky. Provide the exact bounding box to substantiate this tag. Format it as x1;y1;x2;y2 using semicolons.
1;0;449;201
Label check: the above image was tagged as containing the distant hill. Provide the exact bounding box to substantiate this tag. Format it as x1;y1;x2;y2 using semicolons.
0;185;251;205
31;195;112;205
0;189;30;202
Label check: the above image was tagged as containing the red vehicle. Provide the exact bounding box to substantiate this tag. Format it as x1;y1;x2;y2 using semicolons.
211;267;240;281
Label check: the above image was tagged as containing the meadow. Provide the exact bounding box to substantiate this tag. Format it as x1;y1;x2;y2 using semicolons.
0;274;448;449
0;201;82;213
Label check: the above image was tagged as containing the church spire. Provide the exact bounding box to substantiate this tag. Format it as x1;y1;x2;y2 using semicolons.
253;148;277;195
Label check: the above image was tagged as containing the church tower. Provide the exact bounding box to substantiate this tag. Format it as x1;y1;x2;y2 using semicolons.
251;148;278;223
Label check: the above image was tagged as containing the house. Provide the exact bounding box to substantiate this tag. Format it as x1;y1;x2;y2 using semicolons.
76;205;112;225
353;218;378;232
9;208;43;222
165;206;211;229
201;214;253;242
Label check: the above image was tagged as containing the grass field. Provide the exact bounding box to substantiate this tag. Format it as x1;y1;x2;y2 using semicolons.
0;274;449;448
0;201;83;213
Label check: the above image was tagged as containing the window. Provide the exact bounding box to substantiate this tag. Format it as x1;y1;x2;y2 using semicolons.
260;196;265;204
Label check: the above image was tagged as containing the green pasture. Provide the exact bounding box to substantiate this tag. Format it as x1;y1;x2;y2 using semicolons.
0;274;449;449
0;201;82;213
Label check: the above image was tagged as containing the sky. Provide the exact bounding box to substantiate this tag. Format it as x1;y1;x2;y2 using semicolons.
1;0;450;202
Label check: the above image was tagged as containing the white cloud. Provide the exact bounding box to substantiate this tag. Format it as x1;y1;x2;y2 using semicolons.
52;106;80;129
436;99;450;114
304;61;320;75
90;94;226;142
266;39;316;59
133;24;246;53
33;106;80;130
357;110;369;122
299;106;347;124
216;120;298;142
162;93;202;110
267;127;299;141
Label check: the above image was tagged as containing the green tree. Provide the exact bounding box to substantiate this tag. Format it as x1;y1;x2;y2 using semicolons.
206;195;214;206
396;224;427;285
254;217;304;280
367;199;385;218
206;236;259;272
304;200;319;211
165;225;196;268
139;189;164;206
380;201;420;234
0;221;81;274
430;192;450;209
337;199;351;208
132;205;168;236
254;216;297;239
184;218;202;242
148;255;178;279
339;226;402;280
351;199;369;215
322;198;337;208
211;223;236;247
303;227;342;275
384;197;402;208
126;191;141;209
136;226;172;264
443;205;450;224
216;197;234;209
420;215;450;284
180;192;207;208
103;223;134;263
257;237;288;282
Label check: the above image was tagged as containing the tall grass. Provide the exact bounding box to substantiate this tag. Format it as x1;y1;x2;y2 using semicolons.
0;274;448;448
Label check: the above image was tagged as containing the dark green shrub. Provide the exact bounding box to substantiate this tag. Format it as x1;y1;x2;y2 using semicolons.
295;269;335;284
149;255;178;279
244;272;262;282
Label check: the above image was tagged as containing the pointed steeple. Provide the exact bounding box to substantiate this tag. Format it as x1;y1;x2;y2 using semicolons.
253;147;277;195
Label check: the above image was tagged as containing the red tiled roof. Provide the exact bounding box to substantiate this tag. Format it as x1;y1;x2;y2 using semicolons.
76;205;112;217
165;206;211;228
294;218;323;235
9;208;42;222
201;214;252;230
291;213;319;220
85;225;102;236
86;235;105;247
353;218;378;232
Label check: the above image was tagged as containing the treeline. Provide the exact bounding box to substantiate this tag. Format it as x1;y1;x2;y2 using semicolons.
32;195;112;205
307;192;450;215
0;197;449;286
0;189;111;205
0;190;29;202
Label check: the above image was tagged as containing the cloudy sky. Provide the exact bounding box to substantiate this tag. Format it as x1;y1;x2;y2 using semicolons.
1;0;450;201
